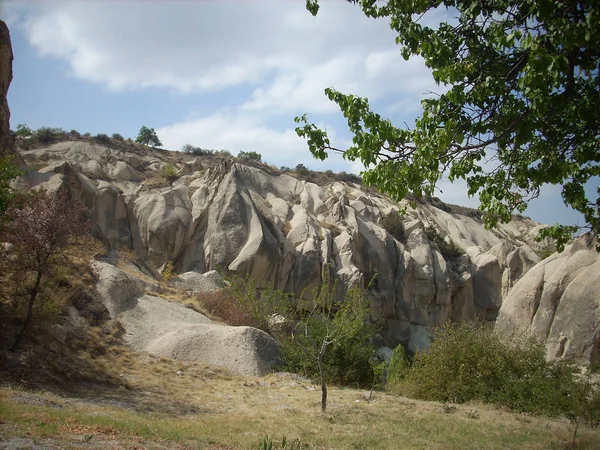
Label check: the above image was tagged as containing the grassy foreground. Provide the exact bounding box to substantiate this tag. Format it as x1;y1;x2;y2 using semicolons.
1;350;599;450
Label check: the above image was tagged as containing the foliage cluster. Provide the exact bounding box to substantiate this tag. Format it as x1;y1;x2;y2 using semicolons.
238;151;262;162
297;0;600;250
0;189;92;350
93;133;111;145
424;225;464;260
135;126;162;148
380;212;405;242
182;144;214;156
162;163;178;182
389;322;600;425
228;275;380;391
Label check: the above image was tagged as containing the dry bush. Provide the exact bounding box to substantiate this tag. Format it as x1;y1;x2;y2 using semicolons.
193;289;260;328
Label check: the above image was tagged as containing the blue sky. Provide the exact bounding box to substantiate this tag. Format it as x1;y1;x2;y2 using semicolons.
3;0;594;229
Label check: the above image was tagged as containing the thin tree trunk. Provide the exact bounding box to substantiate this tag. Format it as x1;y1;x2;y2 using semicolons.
11;271;43;352
319;349;327;412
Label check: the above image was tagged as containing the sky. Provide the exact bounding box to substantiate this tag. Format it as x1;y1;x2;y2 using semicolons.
2;0;593;228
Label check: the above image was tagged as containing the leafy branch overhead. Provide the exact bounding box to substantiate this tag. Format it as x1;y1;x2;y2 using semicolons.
297;0;600;250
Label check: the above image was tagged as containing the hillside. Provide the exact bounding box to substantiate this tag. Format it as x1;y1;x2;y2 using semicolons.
15;137;548;351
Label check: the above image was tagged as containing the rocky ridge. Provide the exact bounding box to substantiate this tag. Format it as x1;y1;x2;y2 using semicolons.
18;140;546;350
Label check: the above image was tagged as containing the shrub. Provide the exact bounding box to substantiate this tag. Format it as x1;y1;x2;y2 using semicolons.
294;164;309;175
238;151;262;162
424;225;463;260
94;133;111;145
111;133;124;141
380;212;405;242
227;274;382;397
386;344;410;389
214;150;232;158
195;289;261;328
392;321;598;418
162;163;178;181
161;261;176;282
15;124;33;139
182;144;212;156
33;127;59;145
337;171;362;184
69;129;81;139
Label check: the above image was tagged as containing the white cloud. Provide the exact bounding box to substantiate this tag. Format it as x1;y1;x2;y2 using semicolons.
156;111;352;171
9;0;440;114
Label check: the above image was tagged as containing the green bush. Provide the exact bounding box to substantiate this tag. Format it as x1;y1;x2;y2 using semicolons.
111;133;124;141
424;225;464;260
228;275;381;389
94;133;111;144
386;344;410;389
380;212;405;242
392;321;597;418
238;151;262;161
162;163;178;181
33;127;67;145
214;150;232;158
15;124;33;139
69;129;81;139
277;283;381;388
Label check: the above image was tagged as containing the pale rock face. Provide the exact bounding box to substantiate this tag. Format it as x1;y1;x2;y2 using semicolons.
19;142;546;350
496;235;600;363
93;261;280;376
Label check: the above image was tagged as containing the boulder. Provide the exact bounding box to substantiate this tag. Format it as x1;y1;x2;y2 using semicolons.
93;261;280;375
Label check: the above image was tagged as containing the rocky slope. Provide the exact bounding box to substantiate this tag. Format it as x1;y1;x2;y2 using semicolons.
17;140;546;350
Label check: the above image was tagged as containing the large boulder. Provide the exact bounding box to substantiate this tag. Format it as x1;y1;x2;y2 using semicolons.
93;261;280;376
496;235;600;364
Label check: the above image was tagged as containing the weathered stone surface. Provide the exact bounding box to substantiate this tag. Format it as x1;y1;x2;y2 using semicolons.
19;142;547;350
496;235;600;363
93;261;280;376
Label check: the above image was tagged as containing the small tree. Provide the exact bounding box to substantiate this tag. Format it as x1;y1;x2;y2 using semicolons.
238;151;262;162
1;189;90;351
135;126;162;148
287;277;376;412
15;124;33;139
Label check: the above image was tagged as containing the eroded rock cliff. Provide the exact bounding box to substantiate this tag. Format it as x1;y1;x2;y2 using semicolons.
18;140;545;348
496;234;600;364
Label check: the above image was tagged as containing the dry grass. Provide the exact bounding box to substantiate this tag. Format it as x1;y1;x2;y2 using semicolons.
184;290;259;328
2;294;600;449
2;352;599;450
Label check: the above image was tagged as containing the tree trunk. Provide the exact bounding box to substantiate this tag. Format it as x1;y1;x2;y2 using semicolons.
10;270;42;352
318;349;327;412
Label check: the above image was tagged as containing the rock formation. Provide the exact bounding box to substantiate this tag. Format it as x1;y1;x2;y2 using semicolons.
0;20;24;166
18;140;545;349
496;234;600;364
0;20;14;157
93;260;280;376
